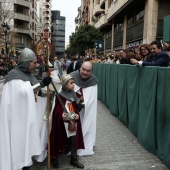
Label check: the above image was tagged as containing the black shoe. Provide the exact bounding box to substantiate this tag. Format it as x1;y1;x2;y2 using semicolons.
22;166;31;170
70;156;84;169
51;158;59;168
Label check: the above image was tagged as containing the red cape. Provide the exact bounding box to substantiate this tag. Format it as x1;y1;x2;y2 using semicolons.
50;95;85;158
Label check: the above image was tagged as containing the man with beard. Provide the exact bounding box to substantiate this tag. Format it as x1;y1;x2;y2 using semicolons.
0;48;51;170
130;41;170;66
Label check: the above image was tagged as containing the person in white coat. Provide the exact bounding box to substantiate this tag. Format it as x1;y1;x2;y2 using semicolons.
70;61;98;156
0;48;51;170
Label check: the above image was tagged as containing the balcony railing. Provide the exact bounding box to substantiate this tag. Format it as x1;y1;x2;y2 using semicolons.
14;0;29;7
93;4;104;16
14;12;29;21
94;14;107;29
14;25;30;34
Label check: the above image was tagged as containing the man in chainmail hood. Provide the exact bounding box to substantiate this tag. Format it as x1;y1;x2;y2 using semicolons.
0;48;51;170
70;61;98;156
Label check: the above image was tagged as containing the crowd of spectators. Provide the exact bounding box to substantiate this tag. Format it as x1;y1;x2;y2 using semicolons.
1;40;170;78
95;40;170;67
0;52;17;78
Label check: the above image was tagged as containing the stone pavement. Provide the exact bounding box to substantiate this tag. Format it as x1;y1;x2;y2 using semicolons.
0;79;169;170
31;101;169;170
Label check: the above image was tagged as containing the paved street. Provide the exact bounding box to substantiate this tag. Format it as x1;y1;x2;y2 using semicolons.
0;79;169;170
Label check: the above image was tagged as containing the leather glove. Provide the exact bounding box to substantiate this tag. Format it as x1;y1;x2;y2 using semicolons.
41;76;52;87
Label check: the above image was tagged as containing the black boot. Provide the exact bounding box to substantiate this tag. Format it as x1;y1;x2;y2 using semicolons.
51;158;59;168
22;166;31;170
70;156;84;169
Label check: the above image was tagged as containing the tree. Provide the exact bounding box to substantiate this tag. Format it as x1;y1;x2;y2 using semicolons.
0;0;15;28
0;0;15;54
69;25;102;56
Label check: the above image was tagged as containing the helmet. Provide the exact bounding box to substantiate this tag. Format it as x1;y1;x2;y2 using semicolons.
18;48;36;63
61;74;73;87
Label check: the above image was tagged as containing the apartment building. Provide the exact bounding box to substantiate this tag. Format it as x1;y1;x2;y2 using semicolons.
0;0;38;54
42;0;51;41
36;0;43;36
78;0;170;55
14;0;37;52
51;10;65;56
75;6;81;31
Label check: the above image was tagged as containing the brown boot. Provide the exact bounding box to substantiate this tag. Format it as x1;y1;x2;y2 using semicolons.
70;156;84;169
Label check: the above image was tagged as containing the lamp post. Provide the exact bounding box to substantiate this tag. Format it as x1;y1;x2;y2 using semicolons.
2;22;10;56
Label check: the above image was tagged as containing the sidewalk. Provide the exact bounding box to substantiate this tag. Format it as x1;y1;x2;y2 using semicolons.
32;100;169;170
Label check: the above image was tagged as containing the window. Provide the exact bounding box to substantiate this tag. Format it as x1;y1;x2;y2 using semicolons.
136;10;144;23
114;23;124;34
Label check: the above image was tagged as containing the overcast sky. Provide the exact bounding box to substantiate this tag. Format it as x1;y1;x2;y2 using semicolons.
51;0;81;45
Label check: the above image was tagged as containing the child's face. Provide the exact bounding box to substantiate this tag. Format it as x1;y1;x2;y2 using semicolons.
65;79;74;91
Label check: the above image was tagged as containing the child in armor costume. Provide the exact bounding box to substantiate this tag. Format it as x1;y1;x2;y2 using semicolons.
50;74;84;169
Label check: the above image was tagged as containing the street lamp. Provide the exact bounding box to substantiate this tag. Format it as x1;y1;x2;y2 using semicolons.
2;22;10;56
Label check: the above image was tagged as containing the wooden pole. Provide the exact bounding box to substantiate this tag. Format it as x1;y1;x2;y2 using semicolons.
46;43;51;170
47;85;51;170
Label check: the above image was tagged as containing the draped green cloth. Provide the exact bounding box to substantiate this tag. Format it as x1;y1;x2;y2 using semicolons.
92;63;170;168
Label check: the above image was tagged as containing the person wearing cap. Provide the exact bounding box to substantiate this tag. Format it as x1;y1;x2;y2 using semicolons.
50;74;84;169
0;48;52;170
70;61;98;156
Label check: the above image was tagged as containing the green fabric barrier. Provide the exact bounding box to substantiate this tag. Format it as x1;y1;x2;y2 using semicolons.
137;67;158;154
156;68;170;167
105;64;112;108
126;65;140;137
117;64;128;126
100;64;107;103
92;63;170;168
108;64;119;116
96;63;106;102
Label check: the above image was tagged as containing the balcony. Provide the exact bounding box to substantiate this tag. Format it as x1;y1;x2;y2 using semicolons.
94;14;108;29
107;0;129;20
93;4;104;16
44;8;51;13
100;0;105;9
14;25;30;34
14;0;29;7
14;12;29;21
45;13;51;18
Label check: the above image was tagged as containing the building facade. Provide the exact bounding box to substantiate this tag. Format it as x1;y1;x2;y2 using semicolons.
78;0;170;55
14;0;38;53
0;0;38;54
51;10;65;57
